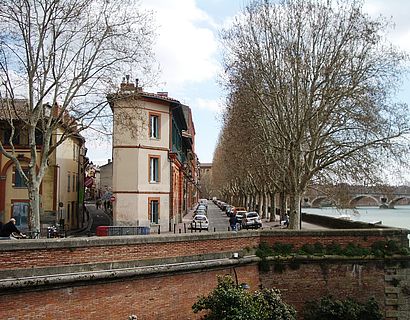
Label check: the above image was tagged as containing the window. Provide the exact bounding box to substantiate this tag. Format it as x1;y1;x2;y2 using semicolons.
67;173;71;192
13;167;29;188
12;202;29;230
72;201;76;221
67;203;71;222
149;156;160;182
149;198;159;224
73;143;79;161
149;113;160;139
72;174;76;193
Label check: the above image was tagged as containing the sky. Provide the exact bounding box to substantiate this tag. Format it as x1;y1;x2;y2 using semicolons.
86;0;410;166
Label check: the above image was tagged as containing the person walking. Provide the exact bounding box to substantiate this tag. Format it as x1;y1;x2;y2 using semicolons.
229;213;237;231
0;218;26;239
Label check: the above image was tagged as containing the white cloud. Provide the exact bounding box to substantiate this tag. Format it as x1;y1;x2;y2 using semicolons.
141;0;220;92
191;97;224;112
363;0;410;52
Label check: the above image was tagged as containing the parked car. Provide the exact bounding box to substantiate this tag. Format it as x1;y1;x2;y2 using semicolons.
191;214;209;230
242;211;262;229
199;199;208;208
194;208;207;216
226;205;234;216
235;210;247;223
196;204;207;213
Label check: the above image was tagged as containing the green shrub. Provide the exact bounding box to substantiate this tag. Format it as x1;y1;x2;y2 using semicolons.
298;244;315;255
256;242;273;259
325;242;343;255
254;240;408;260
193;275;296;320
343;243;370;257
313;242;325;255
272;242;294;256
302;296;383;320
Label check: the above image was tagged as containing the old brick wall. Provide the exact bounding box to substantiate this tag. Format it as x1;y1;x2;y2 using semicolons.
1;229;406;271
0;264;260;320
260;258;410;320
0;229;409;319
260;258;386;316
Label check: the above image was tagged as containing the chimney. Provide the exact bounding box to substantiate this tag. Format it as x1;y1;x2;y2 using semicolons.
157;92;168;97
120;75;135;92
108;159;111;163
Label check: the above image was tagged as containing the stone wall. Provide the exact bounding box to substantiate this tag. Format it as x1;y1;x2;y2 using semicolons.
0;228;409;319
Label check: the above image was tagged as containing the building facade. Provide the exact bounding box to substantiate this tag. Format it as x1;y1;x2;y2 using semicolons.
108;79;199;230
0;106;86;232
198;162;212;199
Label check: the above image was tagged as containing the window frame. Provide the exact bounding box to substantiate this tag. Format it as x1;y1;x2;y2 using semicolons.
148;197;160;224
149;112;161;139
67;173;71;192
149;155;160;183
13;167;29;188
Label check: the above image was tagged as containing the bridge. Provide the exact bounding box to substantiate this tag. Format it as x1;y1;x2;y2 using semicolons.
303;185;410;209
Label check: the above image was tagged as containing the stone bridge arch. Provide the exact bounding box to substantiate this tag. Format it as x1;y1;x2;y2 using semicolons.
388;196;410;209
349;194;380;208
310;196;334;208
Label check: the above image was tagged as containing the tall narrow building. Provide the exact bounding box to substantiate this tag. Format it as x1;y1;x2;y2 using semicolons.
108;79;198;230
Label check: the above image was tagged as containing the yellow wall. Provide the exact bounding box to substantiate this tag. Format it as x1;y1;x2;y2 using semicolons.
0;131;82;229
55;128;81;228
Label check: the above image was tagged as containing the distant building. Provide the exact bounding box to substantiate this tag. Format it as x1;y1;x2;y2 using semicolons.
99;159;113;195
84;162;100;200
0;101;86;231
199;163;212;199
108;78;199;229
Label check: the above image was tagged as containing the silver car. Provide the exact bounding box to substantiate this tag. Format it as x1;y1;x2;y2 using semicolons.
242;211;262;229
191;214;209;230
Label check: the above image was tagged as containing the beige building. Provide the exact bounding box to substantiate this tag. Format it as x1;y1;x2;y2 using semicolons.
0;105;86;231
99;159;113;194
199;163;212;199
108;79;198;230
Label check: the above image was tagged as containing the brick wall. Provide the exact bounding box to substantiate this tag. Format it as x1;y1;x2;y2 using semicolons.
0;264;260;320
261;258;386;314
0;229;409;319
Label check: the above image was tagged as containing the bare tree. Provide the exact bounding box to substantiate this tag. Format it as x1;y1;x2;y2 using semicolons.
219;0;410;229
0;0;155;232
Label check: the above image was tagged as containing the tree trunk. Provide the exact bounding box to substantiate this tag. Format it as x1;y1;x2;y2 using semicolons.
28;182;41;232
262;192;268;219
279;191;286;222
269;192;276;222
289;192;301;230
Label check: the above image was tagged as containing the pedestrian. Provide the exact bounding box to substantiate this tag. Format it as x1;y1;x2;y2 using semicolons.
96;199;102;210
229;214;237;231
284;214;290;228
104;200;108;211
0;218;26;239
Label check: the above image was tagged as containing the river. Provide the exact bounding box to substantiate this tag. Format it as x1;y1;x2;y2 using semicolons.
303;205;410;230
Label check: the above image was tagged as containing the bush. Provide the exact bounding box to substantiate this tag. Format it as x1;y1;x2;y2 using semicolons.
192;275;296;320
256;242;274;258
325;242;343;255
302;296;383;320
272;242;294;256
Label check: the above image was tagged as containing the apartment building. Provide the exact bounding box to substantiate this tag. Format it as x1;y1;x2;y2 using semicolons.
108;79;199;230
0;102;86;231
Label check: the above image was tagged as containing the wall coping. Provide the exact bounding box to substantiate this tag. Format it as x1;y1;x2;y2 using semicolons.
1;253;409;293
0;256;256;293
0;228;408;251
